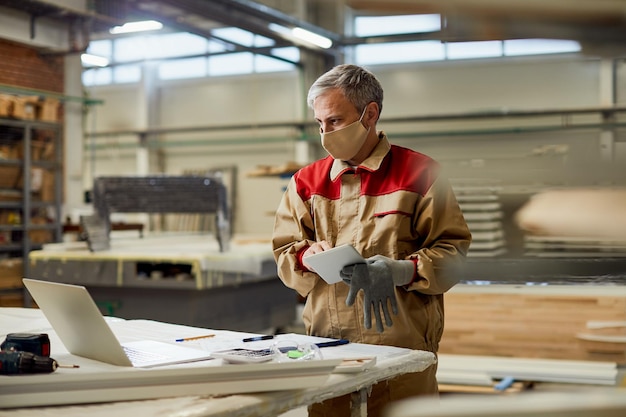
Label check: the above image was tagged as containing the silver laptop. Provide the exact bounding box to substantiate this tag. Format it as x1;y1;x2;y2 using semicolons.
22;278;214;368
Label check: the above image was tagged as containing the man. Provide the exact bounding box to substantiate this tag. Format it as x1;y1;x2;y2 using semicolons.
272;64;472;416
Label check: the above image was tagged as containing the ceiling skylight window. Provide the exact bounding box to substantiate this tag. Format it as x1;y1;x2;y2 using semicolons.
86;39;112;61
254;55;296;72
159;57;207;80
82;68;112;86
271;47;300;62
504;39;581;56
447;41;503;60
145;33;209;59
114;36;148;62
212;27;274;48
355;14;441;37
355;41;445;65
209;53;254;76
113;65;141;83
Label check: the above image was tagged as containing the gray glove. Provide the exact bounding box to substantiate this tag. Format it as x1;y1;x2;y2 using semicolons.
341;259;399;333
368;255;415;286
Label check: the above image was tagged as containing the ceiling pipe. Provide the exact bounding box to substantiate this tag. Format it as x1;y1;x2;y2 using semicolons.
152;0;342;57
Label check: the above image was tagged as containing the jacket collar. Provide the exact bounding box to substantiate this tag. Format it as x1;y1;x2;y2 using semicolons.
330;131;391;181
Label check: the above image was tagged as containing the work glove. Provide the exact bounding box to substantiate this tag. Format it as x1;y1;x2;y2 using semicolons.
340;255;414;333
368;255;415;286
341;255;414;333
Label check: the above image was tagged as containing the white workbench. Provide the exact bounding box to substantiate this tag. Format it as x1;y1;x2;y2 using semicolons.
0;307;436;416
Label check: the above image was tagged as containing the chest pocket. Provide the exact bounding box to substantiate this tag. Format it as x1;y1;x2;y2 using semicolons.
368;193;418;256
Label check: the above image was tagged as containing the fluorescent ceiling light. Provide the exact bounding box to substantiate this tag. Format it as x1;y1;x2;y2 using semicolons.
291;27;332;49
109;20;163;34
81;53;109;67
269;23;332;49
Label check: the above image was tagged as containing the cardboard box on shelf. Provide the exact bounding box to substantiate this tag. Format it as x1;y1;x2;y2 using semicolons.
0;93;62;122
0;94;14;118
0;166;21;189
11;96;39;120
38;98;60;122
0;165;54;196
29;216;53;244
32;135;55;161
0;257;23;289
38;170;55;202
0;143;21;160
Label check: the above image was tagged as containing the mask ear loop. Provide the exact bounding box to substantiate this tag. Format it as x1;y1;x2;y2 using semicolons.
358;104;368;123
360;101;380;132
359;103;374;136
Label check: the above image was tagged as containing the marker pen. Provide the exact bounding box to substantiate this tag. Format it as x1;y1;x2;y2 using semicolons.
242;335;275;342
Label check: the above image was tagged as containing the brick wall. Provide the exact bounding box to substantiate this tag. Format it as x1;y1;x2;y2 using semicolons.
0;39;64;93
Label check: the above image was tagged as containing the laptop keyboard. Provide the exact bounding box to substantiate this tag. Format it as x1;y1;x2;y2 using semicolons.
123;346;169;365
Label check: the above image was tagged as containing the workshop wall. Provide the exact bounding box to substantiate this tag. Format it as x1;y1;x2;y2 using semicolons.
84;54;626;236
85;70;303;235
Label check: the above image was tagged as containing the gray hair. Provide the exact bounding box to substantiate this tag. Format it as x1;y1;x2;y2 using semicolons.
307;64;383;117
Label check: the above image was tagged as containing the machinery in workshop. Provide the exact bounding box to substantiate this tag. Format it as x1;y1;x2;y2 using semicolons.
29;175;296;333
83;175;231;253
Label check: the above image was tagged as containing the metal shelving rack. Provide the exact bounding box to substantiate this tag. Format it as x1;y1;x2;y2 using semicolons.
0;117;63;304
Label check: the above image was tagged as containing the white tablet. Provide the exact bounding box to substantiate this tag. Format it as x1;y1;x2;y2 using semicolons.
304;244;366;284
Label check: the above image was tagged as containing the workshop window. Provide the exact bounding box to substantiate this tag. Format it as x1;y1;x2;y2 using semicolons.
82;67;112;86
212;27;275;48
352;14;581;66
504;39;581;56
209;52;254;76
355;41;446;65
255;53;297;73
113;64;142;83
146;32;211;59
159;57;208;80
447;41;503;60
86;39;112;62
82;28;296;86
354;14;441;37
270;47;300;63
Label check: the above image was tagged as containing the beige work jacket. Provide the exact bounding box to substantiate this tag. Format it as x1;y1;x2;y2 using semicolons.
272;134;471;352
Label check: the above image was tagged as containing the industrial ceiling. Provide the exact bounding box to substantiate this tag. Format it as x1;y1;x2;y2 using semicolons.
0;0;625;58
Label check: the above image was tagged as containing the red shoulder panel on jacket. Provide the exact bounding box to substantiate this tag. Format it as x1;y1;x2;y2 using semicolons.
361;145;438;197
293;156;341;201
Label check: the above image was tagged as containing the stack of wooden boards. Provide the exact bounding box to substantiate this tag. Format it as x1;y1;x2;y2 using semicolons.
437;284;626;390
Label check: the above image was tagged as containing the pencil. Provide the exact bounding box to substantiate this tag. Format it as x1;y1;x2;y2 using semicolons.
175;334;215;342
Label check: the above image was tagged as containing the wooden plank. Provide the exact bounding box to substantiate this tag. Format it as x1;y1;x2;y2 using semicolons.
440;286;626;363
438;354;619;385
